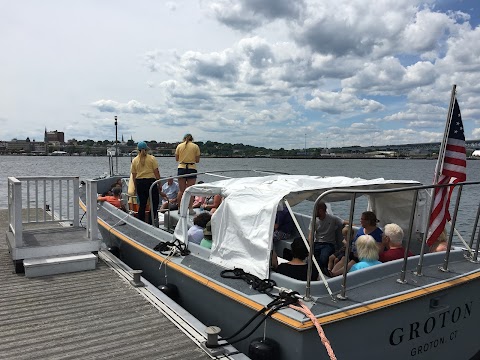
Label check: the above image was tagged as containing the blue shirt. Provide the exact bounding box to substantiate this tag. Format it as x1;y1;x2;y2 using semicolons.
349;260;381;272
352;227;383;255
275;208;294;234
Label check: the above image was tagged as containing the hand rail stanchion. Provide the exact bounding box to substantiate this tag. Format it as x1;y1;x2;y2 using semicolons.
66;179;70;221
73;177;80;227
149;179;162;226
471;223;480;264
398;189;419;284
440;185;463;272
415;187;436;276
338;193;357;301
86;180;98;241
43;179;47;222
59;179;63;221
8;178;23;247
468;200;480;251
50;179;55;222
35;180;39;223
26;179;30;223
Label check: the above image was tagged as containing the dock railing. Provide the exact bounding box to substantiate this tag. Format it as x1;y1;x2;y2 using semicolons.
7;176;80;247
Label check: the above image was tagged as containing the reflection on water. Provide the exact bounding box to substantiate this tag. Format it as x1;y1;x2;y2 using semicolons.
2;156;479;244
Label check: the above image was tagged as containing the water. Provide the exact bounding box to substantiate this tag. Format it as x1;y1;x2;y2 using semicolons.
2;156;479;242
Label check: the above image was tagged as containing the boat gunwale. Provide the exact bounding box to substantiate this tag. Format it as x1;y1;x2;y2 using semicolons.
80;197;480;331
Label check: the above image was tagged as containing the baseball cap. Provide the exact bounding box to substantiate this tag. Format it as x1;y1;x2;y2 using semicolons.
137;141;148;150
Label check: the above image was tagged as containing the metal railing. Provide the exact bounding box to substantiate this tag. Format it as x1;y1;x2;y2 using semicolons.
7;176;80;247
304;180;480;300
147;169;287;226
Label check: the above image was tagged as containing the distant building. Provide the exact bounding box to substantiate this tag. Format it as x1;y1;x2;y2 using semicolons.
44;129;65;143
7;138;32;152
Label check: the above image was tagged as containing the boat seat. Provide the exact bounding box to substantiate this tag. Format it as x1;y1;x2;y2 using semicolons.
270;249;466;297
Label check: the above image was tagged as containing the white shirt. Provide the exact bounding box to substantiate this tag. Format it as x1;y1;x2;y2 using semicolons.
162;181;179;202
188;225;204;245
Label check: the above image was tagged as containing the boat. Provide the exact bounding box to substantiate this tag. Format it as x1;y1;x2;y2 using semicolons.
50;150;68;156
80;169;480;360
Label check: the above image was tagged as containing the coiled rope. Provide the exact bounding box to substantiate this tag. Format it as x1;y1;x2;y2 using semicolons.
153;239;191;257
201;268;299;348
221;268;276;293
289;301;337;360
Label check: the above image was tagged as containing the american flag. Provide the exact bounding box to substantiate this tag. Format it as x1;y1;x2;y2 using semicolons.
427;98;466;246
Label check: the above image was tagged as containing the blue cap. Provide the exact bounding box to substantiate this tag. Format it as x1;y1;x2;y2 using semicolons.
137;141;147;150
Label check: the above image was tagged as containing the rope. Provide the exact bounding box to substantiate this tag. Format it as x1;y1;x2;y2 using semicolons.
289;301;337;360
205;268;298;349
154;239;191;257
221;268;276;293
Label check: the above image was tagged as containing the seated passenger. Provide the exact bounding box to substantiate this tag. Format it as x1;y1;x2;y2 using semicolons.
200;221;213;249
349;235;381;272
192;181;205;208
352;211;383;253
310;201;347;276
274;237;319;281
429;229;449;252
328;225;355;276
188;212;211;244
97;187;123;210
273;204;294;242
200;194;222;214
159;178;180;212
379;223;413;262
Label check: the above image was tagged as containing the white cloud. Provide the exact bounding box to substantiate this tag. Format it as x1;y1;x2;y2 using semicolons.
91;100;162;114
472;128;480;138
305;90;384;114
2;0;480;148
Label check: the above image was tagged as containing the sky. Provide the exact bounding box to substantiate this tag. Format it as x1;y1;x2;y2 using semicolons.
1;0;479;150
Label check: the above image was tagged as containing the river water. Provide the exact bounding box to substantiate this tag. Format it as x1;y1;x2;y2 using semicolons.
2;156;479;242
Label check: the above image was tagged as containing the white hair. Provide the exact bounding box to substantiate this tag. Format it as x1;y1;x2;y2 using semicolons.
384;223;404;246
356;235;379;261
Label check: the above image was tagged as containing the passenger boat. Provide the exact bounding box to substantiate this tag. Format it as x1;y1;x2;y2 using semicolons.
80;169;480;360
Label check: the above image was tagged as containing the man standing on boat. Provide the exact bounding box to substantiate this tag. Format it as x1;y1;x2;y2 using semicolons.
131;141;161;225
310;202;346;275
175;134;200;215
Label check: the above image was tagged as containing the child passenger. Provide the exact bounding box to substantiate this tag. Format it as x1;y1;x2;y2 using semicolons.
328;226;354;276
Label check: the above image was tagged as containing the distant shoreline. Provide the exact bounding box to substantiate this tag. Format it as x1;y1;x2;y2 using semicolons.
0;154;450;160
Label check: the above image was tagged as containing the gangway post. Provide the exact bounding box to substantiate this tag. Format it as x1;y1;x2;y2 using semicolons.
86;180;99;241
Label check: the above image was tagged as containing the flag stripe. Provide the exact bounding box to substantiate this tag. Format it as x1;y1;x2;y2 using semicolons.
445;144;466;154
443;157;466;168
427;97;466;246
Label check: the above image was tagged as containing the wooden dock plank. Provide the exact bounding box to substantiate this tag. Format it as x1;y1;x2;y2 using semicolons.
0;209;210;360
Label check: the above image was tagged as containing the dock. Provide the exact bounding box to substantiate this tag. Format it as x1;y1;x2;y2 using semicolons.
0;208;212;359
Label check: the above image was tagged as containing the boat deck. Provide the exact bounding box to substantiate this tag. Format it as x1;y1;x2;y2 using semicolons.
0;209;212;360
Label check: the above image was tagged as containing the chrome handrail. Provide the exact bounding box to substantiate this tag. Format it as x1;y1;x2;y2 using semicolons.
147;169;290;226
307;180;480;300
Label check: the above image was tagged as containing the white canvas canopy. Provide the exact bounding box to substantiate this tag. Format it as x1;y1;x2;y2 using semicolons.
174;175;425;279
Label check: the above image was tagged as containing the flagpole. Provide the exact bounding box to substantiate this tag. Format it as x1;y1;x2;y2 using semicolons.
415;84;457;276
433;84;457;184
